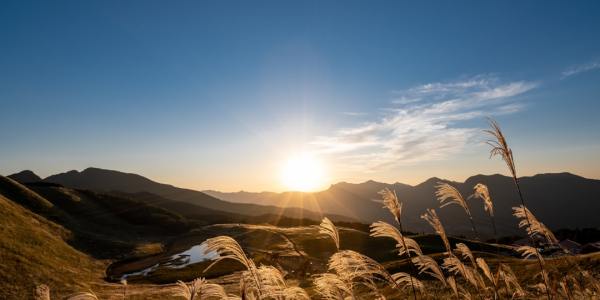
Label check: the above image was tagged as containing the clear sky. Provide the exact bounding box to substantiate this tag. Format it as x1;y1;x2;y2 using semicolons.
1;1;599;192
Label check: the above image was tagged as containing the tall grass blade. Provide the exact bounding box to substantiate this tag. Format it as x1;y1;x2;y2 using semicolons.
319;217;340;250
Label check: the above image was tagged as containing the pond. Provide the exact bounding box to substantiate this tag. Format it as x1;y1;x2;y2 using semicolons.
120;243;218;280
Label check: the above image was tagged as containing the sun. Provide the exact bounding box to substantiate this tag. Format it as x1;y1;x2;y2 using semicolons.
280;153;328;192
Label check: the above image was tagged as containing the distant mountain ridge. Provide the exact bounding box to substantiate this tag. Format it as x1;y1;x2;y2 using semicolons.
39;167;353;222
205;172;600;236
8;168;600;236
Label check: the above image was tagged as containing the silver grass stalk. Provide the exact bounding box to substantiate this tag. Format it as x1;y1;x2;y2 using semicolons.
421;209;451;254
454;243;476;268
328;250;400;291
378;188;402;224
411;255;446;286
517;245;552;298
476;257;499;299
471;183;494;217
202;236;262;297
447;276;473;300
442;256;479;289
313;273;355;300
66;292;100;300
392;272;425;293
242;265;305;299
257;265;287;290
200;282;241;300
517;245;544;262
447;276;459;300
470;183;498;241
452;243;490;293
319;217;340;250
484;118;516;179
512;205;559;245
370;221;422;256
256;265;287;297
497;264;525;298
360;279;387;300
376;188;419;300
240;275;258;300
435;182;479;239
281;287;310;300
485;118;551;299
175;278;205;300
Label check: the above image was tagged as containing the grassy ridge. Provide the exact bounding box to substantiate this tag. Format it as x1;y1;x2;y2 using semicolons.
0;194;103;299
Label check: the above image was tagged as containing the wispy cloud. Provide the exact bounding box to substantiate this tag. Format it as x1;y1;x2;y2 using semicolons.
311;76;537;171
562;60;600;78
341;111;367;117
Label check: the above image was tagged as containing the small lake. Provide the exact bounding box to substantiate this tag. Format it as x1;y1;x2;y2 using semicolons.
120;243;218;280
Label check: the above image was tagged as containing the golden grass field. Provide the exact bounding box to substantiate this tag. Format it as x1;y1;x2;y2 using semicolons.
2;120;599;299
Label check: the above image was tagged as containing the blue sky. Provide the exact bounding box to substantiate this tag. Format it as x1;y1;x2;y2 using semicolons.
1;1;599;191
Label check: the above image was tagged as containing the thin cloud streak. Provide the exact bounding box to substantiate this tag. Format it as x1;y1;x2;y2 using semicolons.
562;60;600;78
341;111;368;117
311;76;537;172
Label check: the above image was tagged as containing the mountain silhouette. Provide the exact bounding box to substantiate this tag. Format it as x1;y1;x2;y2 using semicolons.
26;167;600;236
43;167;353;222
8;170;42;183
206;172;600;236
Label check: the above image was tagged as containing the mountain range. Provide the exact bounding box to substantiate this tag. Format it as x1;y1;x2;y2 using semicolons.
207;173;600;236
8;168;600;236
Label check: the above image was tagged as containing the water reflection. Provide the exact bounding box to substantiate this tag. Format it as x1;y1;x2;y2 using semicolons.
121;243;218;280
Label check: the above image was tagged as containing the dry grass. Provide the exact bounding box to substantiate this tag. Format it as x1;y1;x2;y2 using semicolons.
20;118;600;299
421;209;451;254
373;187;420;300
469;183;498;240
174;278;205;300
319;217;340;250
377;188;402;224
469;183;493;217
435;182;478;239
313;273;353;300
65;292;100;300
513;205;559;245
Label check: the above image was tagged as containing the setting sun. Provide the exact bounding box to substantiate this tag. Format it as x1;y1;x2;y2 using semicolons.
280;153;328;192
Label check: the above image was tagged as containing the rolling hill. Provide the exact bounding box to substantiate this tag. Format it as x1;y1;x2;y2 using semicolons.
41;167;354;222
0;175;191;259
0;182;103;299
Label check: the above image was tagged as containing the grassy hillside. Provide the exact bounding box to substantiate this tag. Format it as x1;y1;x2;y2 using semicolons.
0;176;54;214
0;194;104;299
0;175;191;259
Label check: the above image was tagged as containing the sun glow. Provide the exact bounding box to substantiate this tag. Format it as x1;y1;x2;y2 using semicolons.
280;153;328;192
